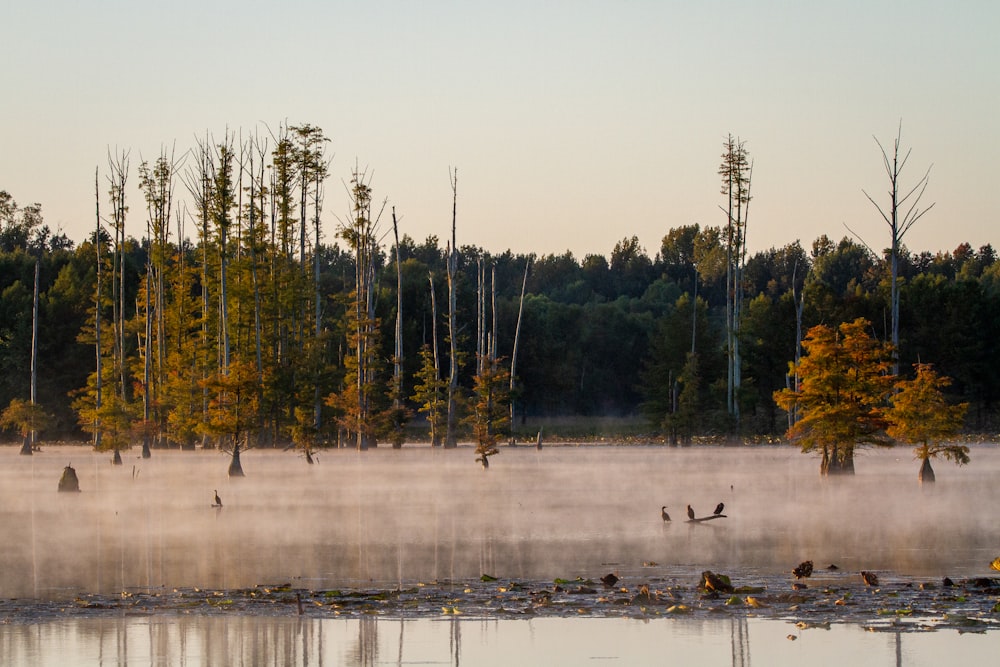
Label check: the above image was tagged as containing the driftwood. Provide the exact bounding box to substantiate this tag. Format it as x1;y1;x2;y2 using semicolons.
685;514;728;523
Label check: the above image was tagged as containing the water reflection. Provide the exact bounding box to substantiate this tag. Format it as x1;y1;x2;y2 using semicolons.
2;614;998;667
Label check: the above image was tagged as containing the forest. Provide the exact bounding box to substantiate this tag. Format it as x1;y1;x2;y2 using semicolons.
0;125;997;452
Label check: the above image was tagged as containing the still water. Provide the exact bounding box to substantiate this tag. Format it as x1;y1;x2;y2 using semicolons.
1;442;998;665
2;614;997;666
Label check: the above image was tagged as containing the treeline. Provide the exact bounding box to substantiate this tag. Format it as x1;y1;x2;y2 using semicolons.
0;129;997;449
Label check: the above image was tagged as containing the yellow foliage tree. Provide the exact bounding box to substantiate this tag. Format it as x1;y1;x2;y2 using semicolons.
774;318;895;475
886;363;968;482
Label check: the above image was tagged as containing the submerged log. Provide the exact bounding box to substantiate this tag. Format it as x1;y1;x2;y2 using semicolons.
58;464;80;492
686;514;728;523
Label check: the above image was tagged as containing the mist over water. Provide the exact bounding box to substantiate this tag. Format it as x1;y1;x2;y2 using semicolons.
2;442;998;600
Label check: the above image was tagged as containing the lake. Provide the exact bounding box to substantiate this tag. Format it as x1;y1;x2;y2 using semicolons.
1;441;998;665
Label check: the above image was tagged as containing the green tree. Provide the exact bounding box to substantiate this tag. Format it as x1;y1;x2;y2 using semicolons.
774;318;895;475
885;363;968;482
412;344;447;445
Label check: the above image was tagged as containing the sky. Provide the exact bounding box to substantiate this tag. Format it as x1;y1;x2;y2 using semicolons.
2;1;997;259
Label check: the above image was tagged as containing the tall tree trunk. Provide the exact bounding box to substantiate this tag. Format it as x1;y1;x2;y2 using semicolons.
429;273;442;447
444;169;460;449
392;207;404;448
25;259;39;454
509;257;530;443
93;168;103;451
862;123;934;377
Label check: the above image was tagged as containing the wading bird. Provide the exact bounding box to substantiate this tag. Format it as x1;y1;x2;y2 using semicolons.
714;502;725;515
661;506;671;521
214;490;222;508
687;505;695;521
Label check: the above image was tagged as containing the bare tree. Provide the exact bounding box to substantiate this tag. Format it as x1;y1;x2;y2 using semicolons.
93;169;103;451
444;168;460;448
861;122;934;375
509;257;530;442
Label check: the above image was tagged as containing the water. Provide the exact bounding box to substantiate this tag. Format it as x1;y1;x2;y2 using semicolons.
2;615;998;666
2;442;999;664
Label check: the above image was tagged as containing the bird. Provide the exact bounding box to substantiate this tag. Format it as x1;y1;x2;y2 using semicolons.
661;506;671;522
861;571;879;587
687;505;695;521
214;490;222;507
713;502;725;516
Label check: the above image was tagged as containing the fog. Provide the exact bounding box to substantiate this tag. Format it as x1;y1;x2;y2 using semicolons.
2;443;998;600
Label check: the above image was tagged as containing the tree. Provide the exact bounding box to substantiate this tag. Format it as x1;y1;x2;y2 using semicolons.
774;318;895;475
1;398;52;453
719;136;753;428
861;123;934;374
412;343;447;444
885;363;968;482
444;169;461;448
468;353;510;467
332;167;385;450
665;351;702;445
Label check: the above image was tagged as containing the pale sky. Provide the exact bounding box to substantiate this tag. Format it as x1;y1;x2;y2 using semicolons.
3;1;997;259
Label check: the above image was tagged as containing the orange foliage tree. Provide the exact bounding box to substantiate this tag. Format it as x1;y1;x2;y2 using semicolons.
885;363;968;482
774;318;895;475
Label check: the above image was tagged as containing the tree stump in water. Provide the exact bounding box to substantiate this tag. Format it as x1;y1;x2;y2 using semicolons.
919;457;936;483
58;465;80;492
19;435;32;456
112;449;123;465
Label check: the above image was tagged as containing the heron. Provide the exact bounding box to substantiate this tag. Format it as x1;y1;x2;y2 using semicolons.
661;506;671;521
687;505;695;520
713;502;725;515
214;490;222;507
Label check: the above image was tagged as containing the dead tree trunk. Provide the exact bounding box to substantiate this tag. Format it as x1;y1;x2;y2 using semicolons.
508;257;530;445
444;169;460;449
861;122;934;376
29;259;39;453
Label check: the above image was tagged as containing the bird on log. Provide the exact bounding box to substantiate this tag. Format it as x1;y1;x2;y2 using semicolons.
661;506;671;522
686;503;728;522
213;490;223;508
